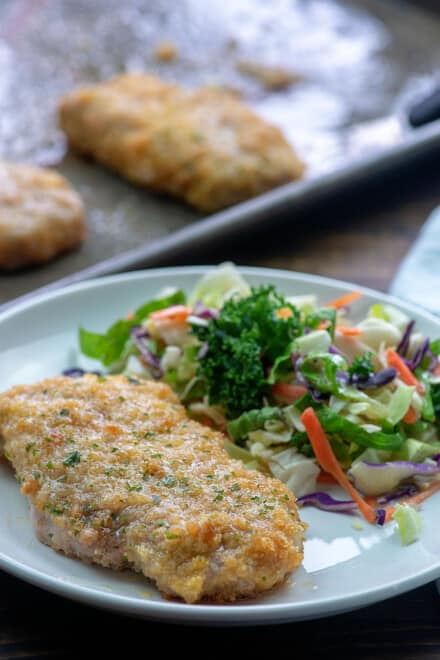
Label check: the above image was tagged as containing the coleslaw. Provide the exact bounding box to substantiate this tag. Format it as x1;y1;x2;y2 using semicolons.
76;263;440;543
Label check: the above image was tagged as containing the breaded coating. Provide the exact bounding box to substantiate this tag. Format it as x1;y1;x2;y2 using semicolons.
0;161;86;270
0;375;305;603
58;74;304;212
153;41;178;62
236;60;300;90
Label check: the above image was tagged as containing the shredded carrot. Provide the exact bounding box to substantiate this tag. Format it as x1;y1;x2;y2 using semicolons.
324;290;362;309
149;305;192;322
271;382;308;403
384;480;440;522
276;307;294;319
317;320;331;331
402;406;418;424
200;415;215;429
301;407;377;524
105;424;122;436
317;470;337;484
384;507;394;523
434;363;440;377
336;326;363;337
125;311;135;321
48;431;64;445
386;348;425;394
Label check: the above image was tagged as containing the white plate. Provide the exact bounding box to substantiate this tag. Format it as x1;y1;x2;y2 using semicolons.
1;265;440;626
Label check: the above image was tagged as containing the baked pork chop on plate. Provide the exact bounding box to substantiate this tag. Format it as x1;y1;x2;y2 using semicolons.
0;374;305;603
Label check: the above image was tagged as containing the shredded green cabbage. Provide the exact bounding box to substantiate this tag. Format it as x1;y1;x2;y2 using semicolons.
188;262;250;308
392;504;422;545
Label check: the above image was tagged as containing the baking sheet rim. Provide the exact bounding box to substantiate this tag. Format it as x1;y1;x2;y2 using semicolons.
1;119;440;313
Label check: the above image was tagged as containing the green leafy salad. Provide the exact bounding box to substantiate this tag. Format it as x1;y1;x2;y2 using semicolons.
75;263;440;543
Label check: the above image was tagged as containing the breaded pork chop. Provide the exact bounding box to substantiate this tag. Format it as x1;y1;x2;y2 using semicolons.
58;73;304;212
0;375;305;603
0;161;86;270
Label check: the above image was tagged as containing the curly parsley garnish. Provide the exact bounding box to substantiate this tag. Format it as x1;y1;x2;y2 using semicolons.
191;286;302;417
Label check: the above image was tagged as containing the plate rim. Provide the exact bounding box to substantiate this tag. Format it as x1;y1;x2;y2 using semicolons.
2;263;440;327
2;263;440;625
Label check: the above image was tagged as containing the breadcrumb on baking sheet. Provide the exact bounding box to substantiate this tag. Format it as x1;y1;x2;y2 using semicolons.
153;41;178;62
236;60;301;91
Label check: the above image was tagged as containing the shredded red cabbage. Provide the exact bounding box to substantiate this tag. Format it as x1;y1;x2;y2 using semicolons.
62;367;102;377
350;367;397;389
427;349;439;372
297;485;425;525
131;326;162;379
376;483;419;505
192;302;219;320
309;388;329;403
397;320;415;356
404;337;430;372
296;492;358;513
336;370;350;385
362;457;440;474
294;362;308;388
197;342;209;360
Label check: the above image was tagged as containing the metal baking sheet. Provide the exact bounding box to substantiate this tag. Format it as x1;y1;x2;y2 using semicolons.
1;0;440;309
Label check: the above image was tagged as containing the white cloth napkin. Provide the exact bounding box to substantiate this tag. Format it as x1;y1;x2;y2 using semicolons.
389;206;440;313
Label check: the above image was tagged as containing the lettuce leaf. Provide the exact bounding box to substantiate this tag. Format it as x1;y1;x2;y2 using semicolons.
188;262;250;308
430;339;440;356
305;308;336;338
294;330;332;356
79;290;185;366
299;353;347;394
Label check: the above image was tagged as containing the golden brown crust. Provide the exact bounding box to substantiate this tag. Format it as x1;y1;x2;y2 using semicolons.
0;374;305;603
236;60;300;90
0;161;86;270
153;41;178;62
58;73;304;212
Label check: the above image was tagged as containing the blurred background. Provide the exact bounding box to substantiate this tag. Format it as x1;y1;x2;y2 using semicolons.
0;0;439;304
